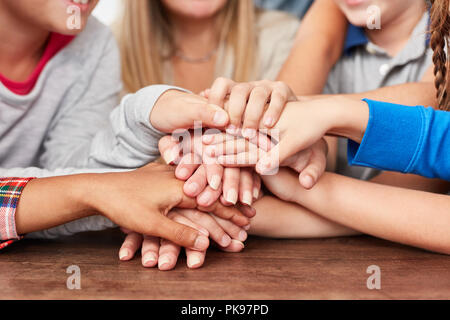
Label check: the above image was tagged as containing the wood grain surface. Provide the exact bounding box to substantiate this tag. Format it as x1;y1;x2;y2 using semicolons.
1;229;449;299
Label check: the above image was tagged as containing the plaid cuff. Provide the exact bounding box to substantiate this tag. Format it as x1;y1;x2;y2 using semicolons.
0;177;34;245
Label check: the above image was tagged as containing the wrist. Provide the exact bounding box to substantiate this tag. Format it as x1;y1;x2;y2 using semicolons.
150;89;188;132
327;97;369;143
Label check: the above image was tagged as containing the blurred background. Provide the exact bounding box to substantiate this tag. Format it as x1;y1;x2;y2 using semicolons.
92;0;121;25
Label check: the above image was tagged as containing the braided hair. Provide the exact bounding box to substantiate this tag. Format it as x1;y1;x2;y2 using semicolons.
430;0;450;110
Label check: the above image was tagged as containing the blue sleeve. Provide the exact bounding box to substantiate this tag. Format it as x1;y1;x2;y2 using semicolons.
347;99;450;180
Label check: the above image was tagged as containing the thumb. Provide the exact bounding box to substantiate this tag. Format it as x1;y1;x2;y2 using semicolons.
187;102;229;129
256;138;299;175
154;215;210;251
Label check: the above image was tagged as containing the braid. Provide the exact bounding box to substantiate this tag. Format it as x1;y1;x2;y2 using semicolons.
429;0;450;110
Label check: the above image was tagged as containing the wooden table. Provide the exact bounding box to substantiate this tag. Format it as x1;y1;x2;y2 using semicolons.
1;229;449;299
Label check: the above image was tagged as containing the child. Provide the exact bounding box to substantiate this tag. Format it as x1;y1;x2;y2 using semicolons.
199;0;450;254
0;0;252;257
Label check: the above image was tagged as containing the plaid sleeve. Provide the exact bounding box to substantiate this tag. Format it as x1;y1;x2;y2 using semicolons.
0;177;34;249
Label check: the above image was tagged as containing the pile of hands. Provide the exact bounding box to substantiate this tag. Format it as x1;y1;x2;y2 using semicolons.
118;78;332;270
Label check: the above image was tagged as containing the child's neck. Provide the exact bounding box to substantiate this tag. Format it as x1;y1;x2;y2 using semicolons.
365;2;426;57
170;14;219;59
0;5;50;81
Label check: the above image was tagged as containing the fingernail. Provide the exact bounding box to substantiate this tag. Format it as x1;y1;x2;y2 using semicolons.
198;191;212;205
242;128;256;139
205;145;216;157
242;191;253;206
178;168;189;179
231;239;245;249
264;116;274;127
194;235;209;250
202;134;214;144
221;234;232;247
301;175;314;189
226;125;238;135
163;149;176;164
158;255;171;269
187;255;202;268
225;189;238;204
253;187;259;199
186;182;199;194
119;248;129;260
209;175;221;190
238;230;248;242
143;253;157;266
213;109;228;126
243;224;251;231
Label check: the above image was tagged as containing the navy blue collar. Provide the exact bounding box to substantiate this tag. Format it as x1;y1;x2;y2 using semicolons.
343;24;368;56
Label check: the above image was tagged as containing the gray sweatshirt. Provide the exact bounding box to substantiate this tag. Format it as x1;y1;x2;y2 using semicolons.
0;17;175;238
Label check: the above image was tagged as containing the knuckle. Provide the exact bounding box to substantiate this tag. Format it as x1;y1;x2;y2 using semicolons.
251;87;270;100
174;225;189;243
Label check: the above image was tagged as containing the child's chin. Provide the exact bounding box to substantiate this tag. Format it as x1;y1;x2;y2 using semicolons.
51;19;87;35
346;15;370;28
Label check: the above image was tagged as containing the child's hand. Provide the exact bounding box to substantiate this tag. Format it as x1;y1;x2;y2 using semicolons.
255;97;369;176
159;135;260;210
201;78;297;137
90;163;250;252
203;132;328;190
119;208;248;270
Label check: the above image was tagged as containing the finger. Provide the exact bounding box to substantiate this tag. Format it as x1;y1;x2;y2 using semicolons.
205;138;256;157
299;141;328;190
256;138;301;176
227;83;253;132
119;232;143;261
199;200;250;227
242;86;271;138
141;235;160;268
168;210;210;237
152;215;209;251
222;168;240;205
262;82;290;128
179;209;231;247
252;173;261;200
158;239;182;271
237;202;256;219
202;132;238;145
176;153;202;181
208;77;236;108
185;248;206;269
215;239;245;253
160;137;183;165
196;184;223;207
210;213;248;242
202;159;223;191
183;165;208;197
239;168;254;206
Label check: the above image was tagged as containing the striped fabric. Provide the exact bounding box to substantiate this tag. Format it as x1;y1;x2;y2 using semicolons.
0;177;34;249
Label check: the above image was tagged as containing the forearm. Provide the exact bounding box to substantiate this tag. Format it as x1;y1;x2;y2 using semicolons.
250;195;359;239
370;171;450;194
345;82;437;107
292;172;450;254
15;174;97;235
277;0;346;95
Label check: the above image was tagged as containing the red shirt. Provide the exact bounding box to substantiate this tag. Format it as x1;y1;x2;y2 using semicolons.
0;33;74;95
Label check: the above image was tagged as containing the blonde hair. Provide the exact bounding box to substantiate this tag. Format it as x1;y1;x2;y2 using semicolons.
116;0;257;93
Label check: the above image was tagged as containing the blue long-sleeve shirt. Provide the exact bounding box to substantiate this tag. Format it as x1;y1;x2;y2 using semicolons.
347;99;450;181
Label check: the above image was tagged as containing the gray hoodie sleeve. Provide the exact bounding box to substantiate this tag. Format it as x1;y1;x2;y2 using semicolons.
38;29;187;170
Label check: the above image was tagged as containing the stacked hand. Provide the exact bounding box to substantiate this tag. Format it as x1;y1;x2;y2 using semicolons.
117;79;346;270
